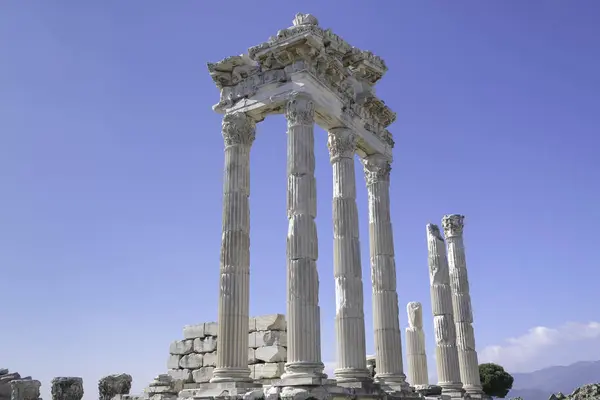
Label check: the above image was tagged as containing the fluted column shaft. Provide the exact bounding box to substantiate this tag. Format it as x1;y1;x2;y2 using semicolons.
328;128;371;383
405;302;429;387
426;224;463;395
211;112;256;383
282;92;325;380
442;214;483;395
362;155;409;391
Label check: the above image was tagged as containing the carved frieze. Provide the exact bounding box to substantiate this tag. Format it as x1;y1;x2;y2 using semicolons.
442;214;465;238
362;155;391;185
327;128;357;160
207;13;396;149
285;92;315;126
222;113;256;147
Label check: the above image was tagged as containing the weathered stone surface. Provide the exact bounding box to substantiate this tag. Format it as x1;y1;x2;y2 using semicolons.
98;374;132;400
254;314;286;331
193;337;217;354
248;348;257;364
252;363;285;380
9;380;40;400
166;355;181;370
167;369;191;383
182;324;204;340
169;340;194;355
255;346;287;363
202;351;217;367
248;330;287;348
406;302;429;387
203;322;218;337
51;377;84;400
179;354;203;369
555;383;600;400
191;367;214;384
1;371;22;399
248;317;257;333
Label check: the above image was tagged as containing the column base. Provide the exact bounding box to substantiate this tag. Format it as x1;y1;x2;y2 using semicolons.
209;367;252;383
334;367;373;384
280;362;327;384
438;382;465;399
180;381;262;400
373;373;411;394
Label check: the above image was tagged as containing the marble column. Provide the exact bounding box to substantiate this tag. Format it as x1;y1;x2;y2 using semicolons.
327;127;371;383
362;154;409;391
405;302;429;388
426;224;463;397
282;92;325;380
211;112;256;383
442;214;483;396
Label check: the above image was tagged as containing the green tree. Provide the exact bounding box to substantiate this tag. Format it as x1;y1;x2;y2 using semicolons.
479;363;514;398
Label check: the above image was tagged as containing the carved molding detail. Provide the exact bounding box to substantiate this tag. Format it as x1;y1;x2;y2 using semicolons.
362;155;391;185
442;214;465;238
407;302;423;329
206;14;396;149
222;113;256;147
327;128;356;161
285;92;315;126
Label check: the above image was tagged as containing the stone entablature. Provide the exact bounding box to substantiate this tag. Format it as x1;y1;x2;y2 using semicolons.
207;13;396;158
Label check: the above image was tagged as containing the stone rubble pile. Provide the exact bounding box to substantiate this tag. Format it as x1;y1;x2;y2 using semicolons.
165;314;287;388
551;383;600;400
0;369;40;400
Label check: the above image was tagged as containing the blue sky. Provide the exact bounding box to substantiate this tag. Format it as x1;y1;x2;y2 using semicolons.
1;1;599;399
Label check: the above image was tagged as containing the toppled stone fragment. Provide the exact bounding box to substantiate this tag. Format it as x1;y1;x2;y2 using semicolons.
99;374;132;400
10;380;40;400
169;340;193;355
255;346;287;363
51;377;84;400
254;314;286;331
182;324;204;340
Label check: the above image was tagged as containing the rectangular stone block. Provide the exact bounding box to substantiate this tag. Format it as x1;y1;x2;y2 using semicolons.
167;369;192;383
248;317;257;332
169;340;194;355
167;355;181;369
255;314;286;331
248;348;257;364
249;330;287;348
9;379;41;400
203;351;217;367
255;346;287;363
183;324;205;340
192;367;214;383
252;363;285;379
179;354;203;369
204;322;218;337
193;336;217;354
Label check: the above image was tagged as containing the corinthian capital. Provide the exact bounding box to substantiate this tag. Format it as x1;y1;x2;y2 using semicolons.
327;128;357;162
362;154;391;185
442;214;465;238
285;92;315;127
222;113;256;147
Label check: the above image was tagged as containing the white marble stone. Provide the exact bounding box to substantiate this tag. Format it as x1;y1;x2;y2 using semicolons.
183;324;204;340
254;314;286;331
255;346;287;363
249;330;288;348
192;367;215;384
281;92;325;382
442;214;483;396
167;355;181;370
169;340;194;355
167;369;192;383
362;154;409;392
179;354;203;369
426;223;463;397
328;127;371;383
211;112;256;384
405;302;429;387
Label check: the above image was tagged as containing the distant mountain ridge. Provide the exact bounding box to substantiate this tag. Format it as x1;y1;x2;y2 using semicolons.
509;361;600;400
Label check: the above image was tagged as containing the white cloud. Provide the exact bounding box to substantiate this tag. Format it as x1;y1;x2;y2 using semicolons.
479;321;600;373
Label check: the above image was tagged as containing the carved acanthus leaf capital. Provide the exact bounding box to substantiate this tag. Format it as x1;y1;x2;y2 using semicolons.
222;113;256;147
442;214;465;238
407;302;423;329
327;128;357;161
362;155;391;185
285;92;315;127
